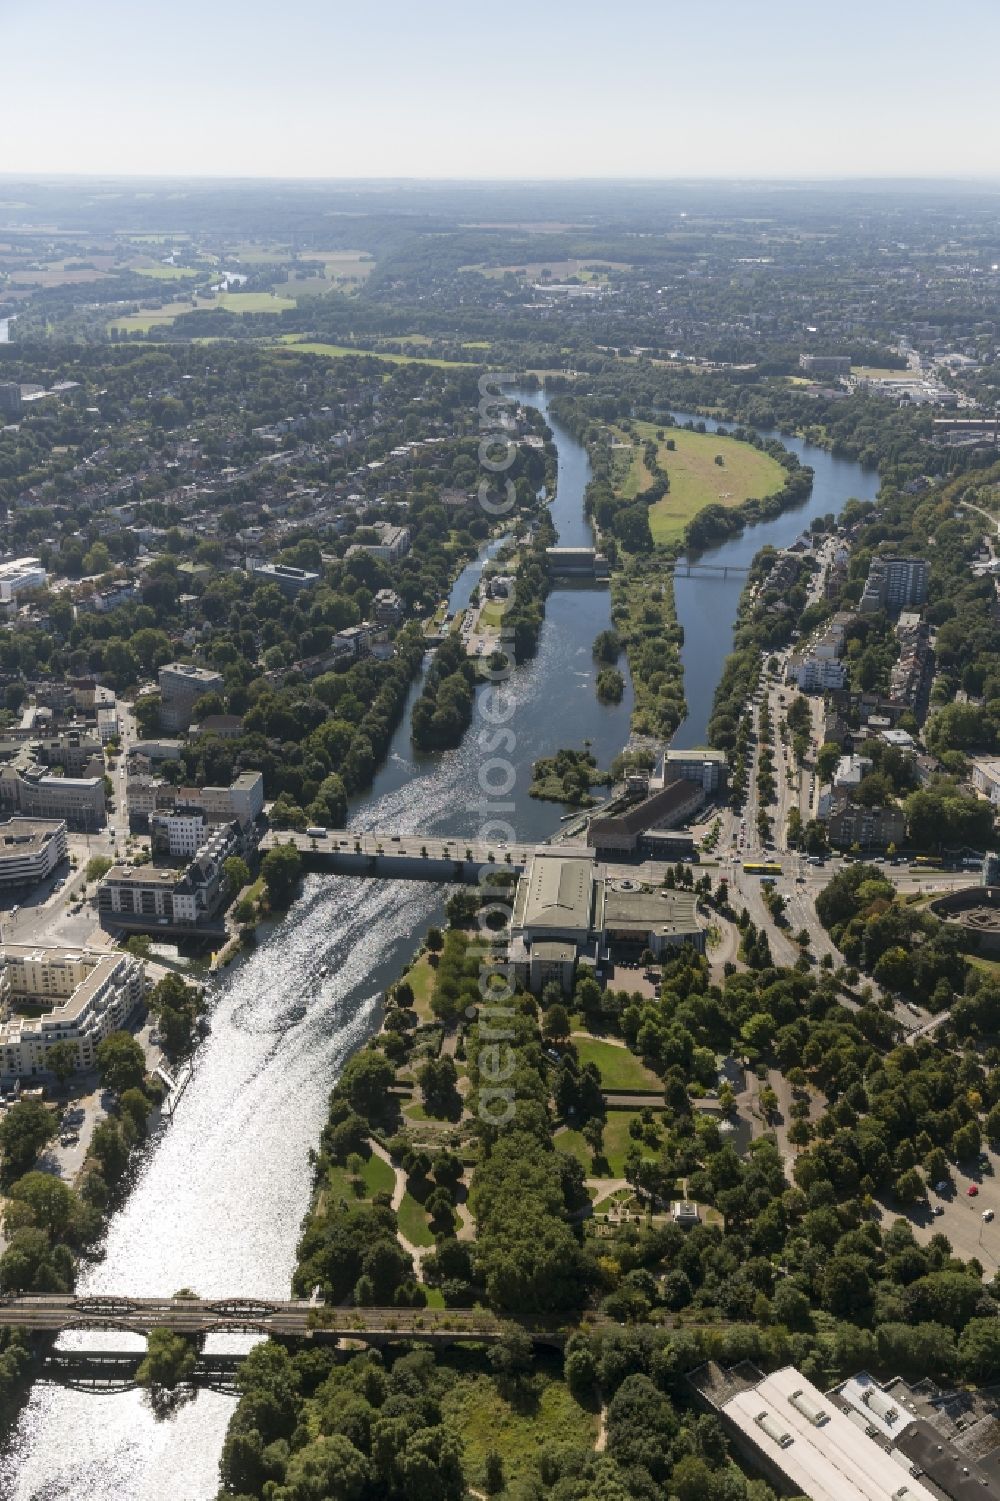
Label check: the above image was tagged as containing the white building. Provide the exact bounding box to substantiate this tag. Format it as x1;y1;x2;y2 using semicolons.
0;947;145;1085
0;557;47;607
150;808;206;858
0;818;67;888
973;759;1000;806
716;1365;939;1501
794;656;846;692
832;754;872;791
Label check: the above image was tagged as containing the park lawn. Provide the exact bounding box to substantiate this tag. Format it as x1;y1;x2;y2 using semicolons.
401;953;435;1022
440;1354;598;1488
558;1110;662;1176
573;1036;662;1093
477;600;507;630
397;1189;435;1247
631;420;786;544
272;338;474;369
325;1149;395;1204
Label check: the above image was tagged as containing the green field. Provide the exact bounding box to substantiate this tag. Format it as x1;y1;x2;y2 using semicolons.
852;365;911;381
109;289;296;334
132;265;199;281
325;1148;394;1204
273;338;474;369
558;1108;663;1175
572;1036;662;1092
397;1188;435;1247
441;1355;597;1489
615;420;786;544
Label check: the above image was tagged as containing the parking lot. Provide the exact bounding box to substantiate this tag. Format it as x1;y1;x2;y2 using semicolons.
877;1144;1000;1273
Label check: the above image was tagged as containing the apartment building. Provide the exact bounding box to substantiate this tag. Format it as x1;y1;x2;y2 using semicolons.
799;354;851;375
373;588;405;625
827;798;906;850
0;947;145;1086
0;557;46;607
859;555;929;613
158;662;225;732
973;759;1000;805
793;655;847;692
98;823;241;933
345;522;411;563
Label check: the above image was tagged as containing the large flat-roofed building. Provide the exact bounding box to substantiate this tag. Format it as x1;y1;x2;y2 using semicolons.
158;662;225;732
509;851;704;990
973;759;1000;806
0;818;67;888
799;354;851;376
175;770;264;827
0;556;46;605
0;946;145;1085
0;765;105;830
793;654;847;692
345;523;411;563
511;852;595;947
588;777;705;856
698;1363;940;1501
250;562;320;597
664;748;727;793
595;879;705;957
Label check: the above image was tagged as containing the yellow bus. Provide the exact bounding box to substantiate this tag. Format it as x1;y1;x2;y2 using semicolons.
743;861;782;876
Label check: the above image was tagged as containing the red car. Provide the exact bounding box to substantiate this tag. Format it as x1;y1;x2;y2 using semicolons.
968;1185;980;1197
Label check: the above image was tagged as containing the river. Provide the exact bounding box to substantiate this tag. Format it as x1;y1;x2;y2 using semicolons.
0;391;874;1498
668;412;879;746
0;387;635;1500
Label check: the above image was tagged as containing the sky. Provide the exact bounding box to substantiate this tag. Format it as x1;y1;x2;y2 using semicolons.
2;0;999;181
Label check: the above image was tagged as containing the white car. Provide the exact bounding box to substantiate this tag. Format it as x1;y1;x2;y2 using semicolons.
984;1209;995;1223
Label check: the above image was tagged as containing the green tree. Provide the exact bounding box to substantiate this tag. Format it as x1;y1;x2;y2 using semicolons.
96;1031;146;1095
0;1100;57;1185
223;855;251;893
136;1328;196;1391
261;843;302;909
45;1040;79;1090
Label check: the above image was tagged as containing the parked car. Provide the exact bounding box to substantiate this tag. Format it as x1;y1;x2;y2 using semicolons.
983;1209;995;1222
968;1184;980;1197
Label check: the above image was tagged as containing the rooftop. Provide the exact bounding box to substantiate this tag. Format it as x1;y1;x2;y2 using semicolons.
722;1365;939;1501
513;853;594;934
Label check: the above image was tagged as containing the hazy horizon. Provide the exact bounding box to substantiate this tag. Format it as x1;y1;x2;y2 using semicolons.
5;0;1000;181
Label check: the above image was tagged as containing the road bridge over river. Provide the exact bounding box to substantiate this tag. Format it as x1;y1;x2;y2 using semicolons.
259;828;578;882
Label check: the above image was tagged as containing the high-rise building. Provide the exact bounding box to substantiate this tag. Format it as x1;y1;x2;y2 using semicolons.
860;556;929;612
0;383;22;419
158;662;225;732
